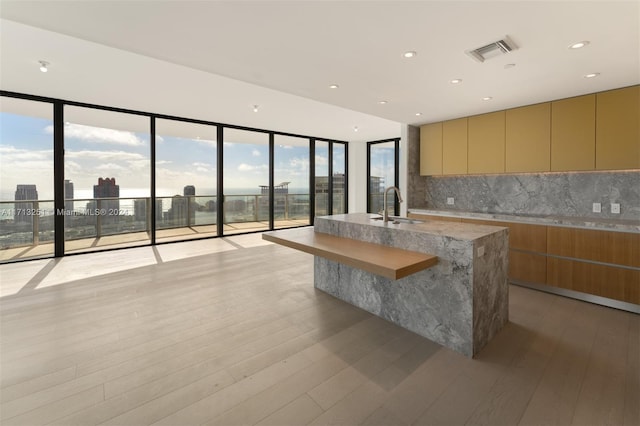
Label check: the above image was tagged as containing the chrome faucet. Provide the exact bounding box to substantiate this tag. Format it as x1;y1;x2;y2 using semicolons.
383;186;403;223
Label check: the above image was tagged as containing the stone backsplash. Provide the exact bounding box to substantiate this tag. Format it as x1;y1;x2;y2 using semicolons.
419;170;640;220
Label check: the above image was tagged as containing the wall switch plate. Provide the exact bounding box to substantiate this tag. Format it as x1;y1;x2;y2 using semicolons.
611;203;620;214
477;245;485;257
592;202;601;213
447;197;455;205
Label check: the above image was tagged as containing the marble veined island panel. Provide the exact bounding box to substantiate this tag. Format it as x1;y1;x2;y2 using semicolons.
314;213;509;357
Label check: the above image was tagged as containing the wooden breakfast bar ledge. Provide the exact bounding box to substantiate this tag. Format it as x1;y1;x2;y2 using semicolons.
263;213;510;357
262;228;438;280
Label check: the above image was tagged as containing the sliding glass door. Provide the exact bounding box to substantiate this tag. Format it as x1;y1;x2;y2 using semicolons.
367;139;399;216
0;98;55;262
155;119;217;242
222;128;270;234
63;106;151;254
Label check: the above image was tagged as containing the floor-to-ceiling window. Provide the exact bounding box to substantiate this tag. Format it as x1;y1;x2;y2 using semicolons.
155;119;217;242
0;91;349;263
274;135;311;228
0;98;55;262
367;138;400;215
63;106;151;254
223;128;270;234
314;140;330;217
332;142;348;214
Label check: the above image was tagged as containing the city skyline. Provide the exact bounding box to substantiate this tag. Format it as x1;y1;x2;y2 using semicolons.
1;111;344;201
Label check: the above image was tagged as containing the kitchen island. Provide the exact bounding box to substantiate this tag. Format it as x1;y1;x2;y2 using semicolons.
264;213;509;357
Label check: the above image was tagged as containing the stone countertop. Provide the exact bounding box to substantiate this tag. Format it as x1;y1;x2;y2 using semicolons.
409;208;640;233
318;213;507;242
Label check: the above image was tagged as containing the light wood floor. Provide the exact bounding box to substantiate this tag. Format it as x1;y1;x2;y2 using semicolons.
0;234;638;426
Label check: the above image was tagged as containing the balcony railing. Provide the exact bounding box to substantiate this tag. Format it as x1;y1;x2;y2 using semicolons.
0;193;328;258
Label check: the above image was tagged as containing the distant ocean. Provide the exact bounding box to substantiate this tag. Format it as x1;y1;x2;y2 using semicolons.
1;187;311;217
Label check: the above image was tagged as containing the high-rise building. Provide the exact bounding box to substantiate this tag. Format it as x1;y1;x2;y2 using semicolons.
93;177;120;221
133;199;163;226
14;184;38;224
183;185;195;196
168;195;190;227
64;180;74;213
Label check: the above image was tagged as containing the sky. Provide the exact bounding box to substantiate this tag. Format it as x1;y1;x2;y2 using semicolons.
1;111;346;202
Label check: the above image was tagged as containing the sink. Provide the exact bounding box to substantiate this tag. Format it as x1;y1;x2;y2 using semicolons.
370;215;424;224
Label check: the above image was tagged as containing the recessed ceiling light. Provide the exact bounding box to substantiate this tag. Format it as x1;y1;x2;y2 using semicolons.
252;105;259;112
415;112;422;116
584;73;600;78
378;100;388;104
329;84;339;89
569;41;590;49
482;97;493;101
450;79;462;84
403;51;417;58
38;60;49;73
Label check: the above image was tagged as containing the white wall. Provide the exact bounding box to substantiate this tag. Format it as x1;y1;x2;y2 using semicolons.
348;141;368;213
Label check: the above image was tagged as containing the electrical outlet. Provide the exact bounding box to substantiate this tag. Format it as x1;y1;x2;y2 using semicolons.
447;197;454;205
611;203;620;214
592;202;601;213
477;245;485;257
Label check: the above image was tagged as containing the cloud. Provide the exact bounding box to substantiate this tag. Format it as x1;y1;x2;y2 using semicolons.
252;149;261;157
45;123;146;146
95;163;125;171
0;145;51;161
289;157;309;171
194;138;216;147
192;162;212;168
65;150;147;161
238;163;267;171
315;155;328;166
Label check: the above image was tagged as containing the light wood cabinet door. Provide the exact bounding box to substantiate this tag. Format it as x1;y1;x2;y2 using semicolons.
442;118;468;175
506;103;551;172
510;251;547;285
420;123;443;176
468;111;505;174
547;227;640;268
595;85;640;170
551;94;596;171
547;257;640;304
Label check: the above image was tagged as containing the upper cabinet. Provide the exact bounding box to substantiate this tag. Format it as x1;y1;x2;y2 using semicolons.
506;103;551;172
442;118;468;175
551;94;596;171
420;122;442;176
420;85;639;175
595;86;640;170
468;111;505;174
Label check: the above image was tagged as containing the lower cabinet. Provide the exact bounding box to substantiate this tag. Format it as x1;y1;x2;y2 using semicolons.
510;251;547;285
409;212;639;307
547;257;640;304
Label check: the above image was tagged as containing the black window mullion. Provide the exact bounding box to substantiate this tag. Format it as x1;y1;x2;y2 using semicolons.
394;138;400;216
53;102;65;257
217;126;224;236
344;142;349;213
310;138;315;225
150;116;156;244
268;133;275;230
328;142;333;215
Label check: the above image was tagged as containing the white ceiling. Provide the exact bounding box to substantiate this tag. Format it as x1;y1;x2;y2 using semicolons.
1;1;639;142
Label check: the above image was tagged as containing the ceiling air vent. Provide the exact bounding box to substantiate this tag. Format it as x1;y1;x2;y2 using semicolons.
466;36;517;63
